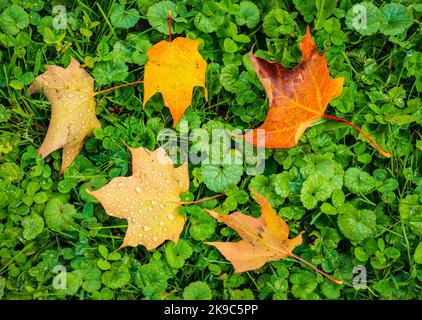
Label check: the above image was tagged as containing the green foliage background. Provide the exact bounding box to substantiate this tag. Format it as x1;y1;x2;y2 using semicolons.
0;0;421;300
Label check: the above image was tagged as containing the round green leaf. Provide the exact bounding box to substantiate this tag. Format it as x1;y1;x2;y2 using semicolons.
183;281;212;300
165;239;193;269
147;1;177;35
0;5;29;35
272;173;291;198
300;175;332;210
220;64;239;93
93;60;129;85
102;262;131;289
110;4;140;29
345;2;380;36
235;1;260;28
194;13;222;33
379;3;414;36
201;163;243;193
414;242;422;264
136;263;168;297
344;168;374;195
338;209;376;242
399;194;422;237
22;213;44;240
44;197;78;232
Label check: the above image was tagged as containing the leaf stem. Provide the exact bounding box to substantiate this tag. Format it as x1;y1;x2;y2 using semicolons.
168;10;173;42
94;80;144;96
322;113;391;158
289;252;343;285
181;193;224;205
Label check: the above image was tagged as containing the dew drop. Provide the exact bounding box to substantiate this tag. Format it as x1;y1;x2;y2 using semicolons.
168;214;174;221
136;187;141;193
143;225;151;232
153;236;158;242
159;221;164;226
151;200;157;205
148;206;152;211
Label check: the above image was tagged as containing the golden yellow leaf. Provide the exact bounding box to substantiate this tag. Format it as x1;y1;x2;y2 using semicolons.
88;147;189;250
206;190;303;272
143;37;207;127
29;57;101;174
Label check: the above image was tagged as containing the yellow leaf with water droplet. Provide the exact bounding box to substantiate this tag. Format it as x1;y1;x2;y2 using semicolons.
29;57;101;174
88;147;189;250
143;37;207;127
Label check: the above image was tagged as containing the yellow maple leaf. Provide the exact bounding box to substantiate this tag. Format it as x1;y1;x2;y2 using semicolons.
29;57;101;174
88;147;189;250
143;37;207;127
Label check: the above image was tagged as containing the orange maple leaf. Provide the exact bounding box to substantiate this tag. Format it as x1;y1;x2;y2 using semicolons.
206;190;303;273
243;26;391;158
88;147;189;250
29;57;101;174
206;190;342;284
143;37;207;127
243;26;344;148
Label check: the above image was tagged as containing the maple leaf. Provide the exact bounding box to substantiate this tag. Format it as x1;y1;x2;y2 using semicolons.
30;57;101;174
243;26;344;148
87;147;189;250
206;190;303;273
143;37;207;127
